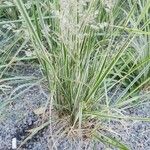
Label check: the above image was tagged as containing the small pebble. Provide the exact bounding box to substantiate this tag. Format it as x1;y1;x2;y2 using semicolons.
12;138;17;149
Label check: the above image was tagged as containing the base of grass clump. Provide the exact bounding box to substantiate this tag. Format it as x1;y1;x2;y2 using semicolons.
17;103;150;150
0;65;150;149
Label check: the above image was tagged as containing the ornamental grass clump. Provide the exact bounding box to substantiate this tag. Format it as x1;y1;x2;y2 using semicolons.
12;0;150;148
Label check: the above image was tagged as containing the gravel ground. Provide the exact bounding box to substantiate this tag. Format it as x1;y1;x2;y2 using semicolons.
0;64;150;150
